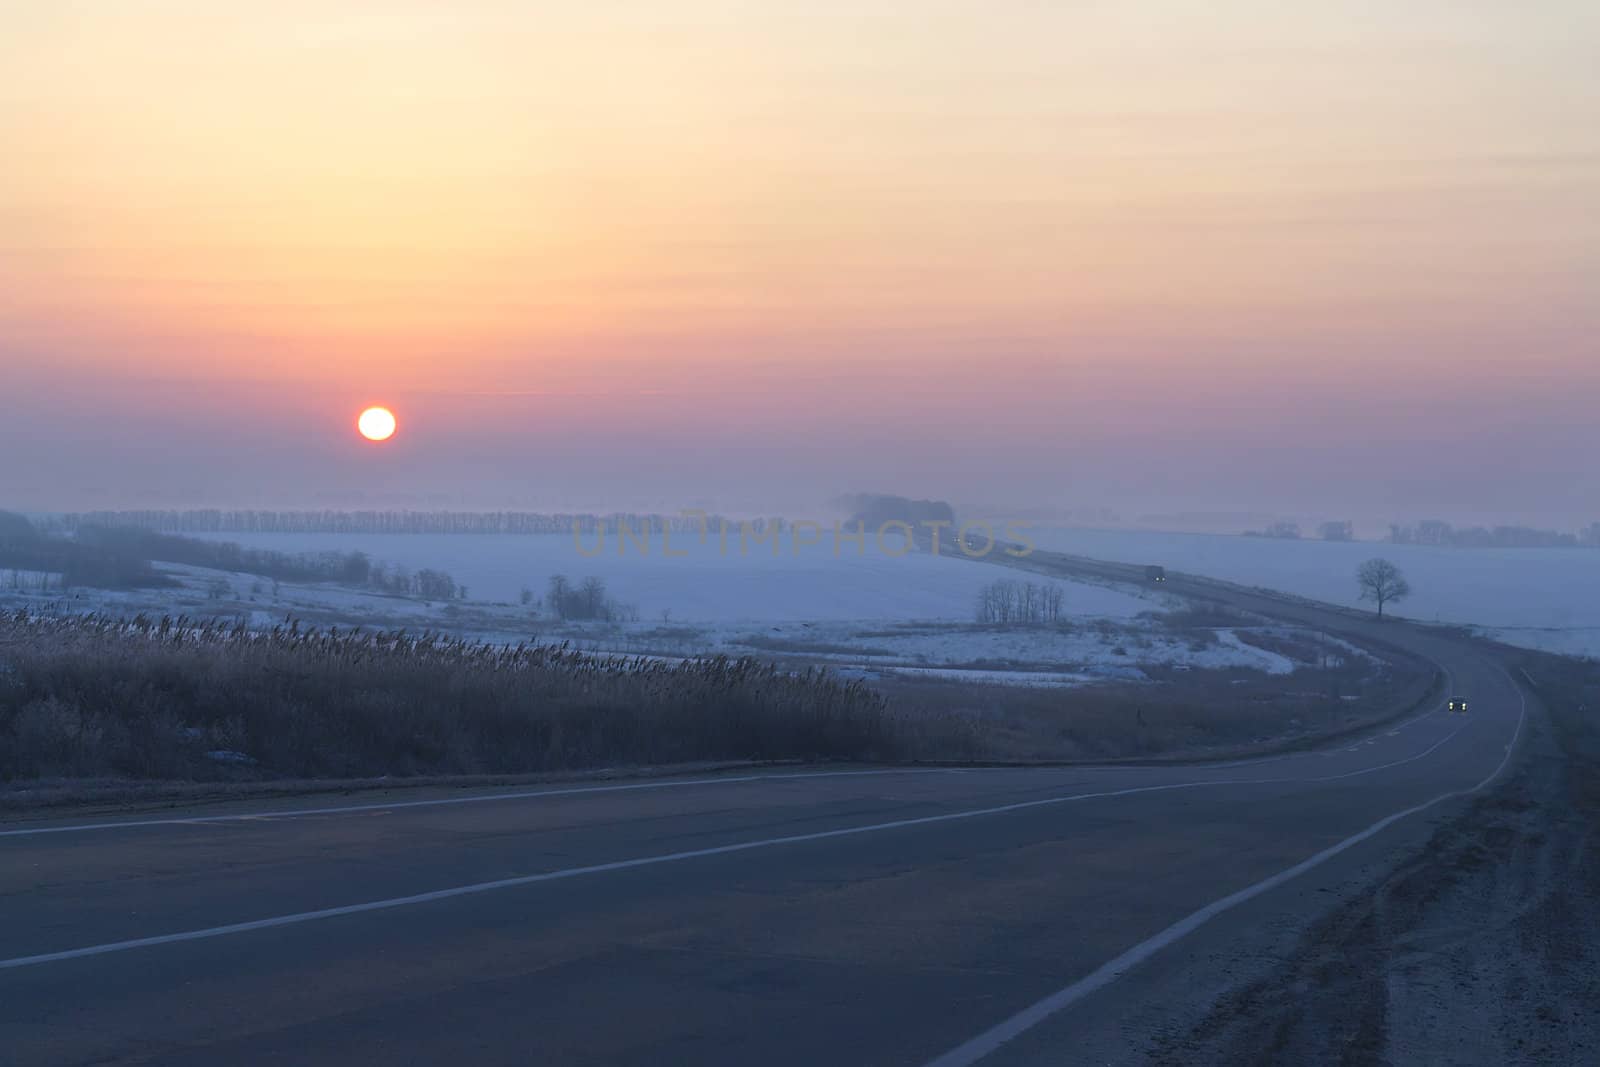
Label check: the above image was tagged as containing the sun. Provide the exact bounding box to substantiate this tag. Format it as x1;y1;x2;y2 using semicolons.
357;406;397;442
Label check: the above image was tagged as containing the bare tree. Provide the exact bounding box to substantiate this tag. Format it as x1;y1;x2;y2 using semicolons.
547;574;572;620
1356;558;1410;618
1043;583;1064;622
1018;580;1039;622
996;580;1017;622
581;576;608;620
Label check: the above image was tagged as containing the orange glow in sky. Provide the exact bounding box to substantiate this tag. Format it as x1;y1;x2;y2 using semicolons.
1;3;1597;519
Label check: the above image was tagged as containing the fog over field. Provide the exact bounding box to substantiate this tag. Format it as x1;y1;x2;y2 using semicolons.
157;525;1590;653
183;531;1150;623
1024;527;1600;644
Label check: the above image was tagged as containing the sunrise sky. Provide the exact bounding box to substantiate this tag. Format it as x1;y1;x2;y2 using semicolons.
3;2;1596;525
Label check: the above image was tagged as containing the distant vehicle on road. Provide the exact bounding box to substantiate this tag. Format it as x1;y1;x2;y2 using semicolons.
1144;565;1167;583
1448;697;1470;713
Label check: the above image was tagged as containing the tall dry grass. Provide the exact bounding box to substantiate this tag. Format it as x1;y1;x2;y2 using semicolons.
0;611;902;782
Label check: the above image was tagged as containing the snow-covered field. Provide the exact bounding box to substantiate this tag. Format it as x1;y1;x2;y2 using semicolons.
176;527;1600;659
132;531;1377;679
9;521;1588;696
186;532;1155;623
1024;526;1600;658
0;559;1340;687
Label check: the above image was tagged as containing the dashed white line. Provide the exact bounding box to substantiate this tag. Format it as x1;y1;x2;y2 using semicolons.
0;768;967;839
0;719;1478;972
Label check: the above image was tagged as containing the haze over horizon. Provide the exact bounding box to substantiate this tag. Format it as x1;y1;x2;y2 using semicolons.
3;3;1597;528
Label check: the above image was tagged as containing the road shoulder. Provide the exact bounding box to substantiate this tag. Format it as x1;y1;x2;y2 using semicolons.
1148;650;1600;1065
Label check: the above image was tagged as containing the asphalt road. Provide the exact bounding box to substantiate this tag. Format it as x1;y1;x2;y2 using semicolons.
0;572;1527;1066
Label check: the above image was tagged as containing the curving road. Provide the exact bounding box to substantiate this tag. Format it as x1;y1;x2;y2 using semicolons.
0;566;1527;1066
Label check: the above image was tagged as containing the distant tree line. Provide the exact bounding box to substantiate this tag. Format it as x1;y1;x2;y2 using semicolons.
1388;520;1600;549
0;513;466;598
1239;518;1600;548
1240;520;1353;541
0;511;171;590
111;531;471;601
73;526;374;584
38;510;744;537
835;494;957;535
976;579;1065;625
1243;521;1305;540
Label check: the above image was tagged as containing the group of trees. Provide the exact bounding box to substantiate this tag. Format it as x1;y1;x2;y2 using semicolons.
975;579;1065;624
0;512;170;590
366;564;464;601
68;527;477;598
544;575;637;622
101;532;472;601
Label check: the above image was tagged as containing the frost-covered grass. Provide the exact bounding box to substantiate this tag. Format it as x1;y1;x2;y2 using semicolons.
0;611;907;783
0;603;1427;788
872;643;1434;762
0;539;1429;786
1026;526;1600;658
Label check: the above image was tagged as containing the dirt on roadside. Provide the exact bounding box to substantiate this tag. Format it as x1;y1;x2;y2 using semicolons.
1151;651;1600;1066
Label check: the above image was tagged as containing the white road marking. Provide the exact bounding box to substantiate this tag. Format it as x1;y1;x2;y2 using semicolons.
920;670;1528;1067
0;719;1479;972
0;768;968;839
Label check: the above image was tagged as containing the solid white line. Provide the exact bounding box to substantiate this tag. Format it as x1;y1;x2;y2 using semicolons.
0;722;1478;972
0;768;969;839
919;669;1528;1067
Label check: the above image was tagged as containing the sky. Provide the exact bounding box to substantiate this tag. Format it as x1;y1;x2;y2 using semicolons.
2;2;1597;528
